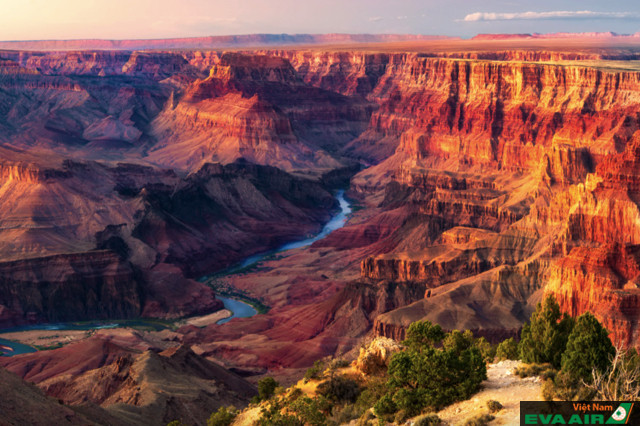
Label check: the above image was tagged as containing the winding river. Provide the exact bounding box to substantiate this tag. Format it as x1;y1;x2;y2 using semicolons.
215;189;352;323
0;190;353;355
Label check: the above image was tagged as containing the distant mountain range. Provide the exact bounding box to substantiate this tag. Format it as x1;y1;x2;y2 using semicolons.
472;31;640;40
0;33;456;51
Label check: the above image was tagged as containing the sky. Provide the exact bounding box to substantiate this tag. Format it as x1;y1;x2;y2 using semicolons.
2;0;640;40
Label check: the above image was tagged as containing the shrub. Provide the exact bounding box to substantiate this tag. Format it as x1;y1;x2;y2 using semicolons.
354;377;387;414
475;337;496;362
207;406;237;426
304;360;325;381
330;359;351;370
495;338;519;360
403;321;445;350
286;387;304;403
356;410;376;426
486;400;503;413
289;396;330;426
464;413;495;426
373;393;397;420
587;346;640;401
316;375;361;403
519;295;574;368
258;377;279;401
257;398;303;426
561;312;615;383
383;325;487;416
330;403;361;424
514;363;552;378
413;413;442;425
544;370;596;401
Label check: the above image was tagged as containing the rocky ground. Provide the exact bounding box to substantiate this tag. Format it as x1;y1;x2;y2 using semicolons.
435;360;542;426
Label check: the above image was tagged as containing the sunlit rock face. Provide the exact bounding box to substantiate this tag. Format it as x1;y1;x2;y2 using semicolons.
3;42;640;363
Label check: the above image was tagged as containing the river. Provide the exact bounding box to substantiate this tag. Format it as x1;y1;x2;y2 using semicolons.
215;189;352;323
0;190;353;354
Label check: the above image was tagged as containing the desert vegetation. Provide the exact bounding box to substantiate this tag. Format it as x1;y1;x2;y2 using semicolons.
207;295;636;425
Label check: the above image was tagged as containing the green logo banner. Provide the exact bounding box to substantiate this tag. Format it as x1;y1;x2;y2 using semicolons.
521;401;637;425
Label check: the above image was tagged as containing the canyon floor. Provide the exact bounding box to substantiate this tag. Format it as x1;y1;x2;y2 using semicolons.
1;35;640;424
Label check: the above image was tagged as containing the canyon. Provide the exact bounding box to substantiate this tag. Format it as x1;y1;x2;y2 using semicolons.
1;36;640;424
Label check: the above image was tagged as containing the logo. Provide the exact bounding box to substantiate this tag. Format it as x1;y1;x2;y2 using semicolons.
521;401;637;425
606;403;634;424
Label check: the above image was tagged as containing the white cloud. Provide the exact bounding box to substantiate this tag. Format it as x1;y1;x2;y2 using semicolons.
368;16;383;22
462;10;640;22
397;16;408;20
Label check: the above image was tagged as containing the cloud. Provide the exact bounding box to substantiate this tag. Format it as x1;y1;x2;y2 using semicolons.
368;16;383;22
396;16;408;20
462;10;640;22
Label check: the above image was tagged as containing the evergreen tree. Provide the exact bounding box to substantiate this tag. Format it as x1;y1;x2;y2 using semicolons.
561;312;615;382
519;295;574;368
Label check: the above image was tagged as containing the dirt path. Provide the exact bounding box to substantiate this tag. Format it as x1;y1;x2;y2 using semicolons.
435;360;542;425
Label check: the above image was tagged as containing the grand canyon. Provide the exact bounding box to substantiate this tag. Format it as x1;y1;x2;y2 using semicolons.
1;30;640;424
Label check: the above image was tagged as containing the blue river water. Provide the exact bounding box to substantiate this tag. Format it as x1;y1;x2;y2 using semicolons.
216;297;258;324
215;190;352;324
0;190;353;353
236;190;351;269
0;338;36;356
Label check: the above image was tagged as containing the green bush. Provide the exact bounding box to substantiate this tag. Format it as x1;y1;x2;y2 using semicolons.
475;337;496;362
403;320;445;350
257;398;303;426
514;363;552;378
316;375;361;403
289;396;330;426
519;295;574;368
330;359;351;370
561;312;615;383
495;338;519;360
413;413;442;425
304;360;325;381
464;413;495;426
382;323;487;417
258;377;279;401
207;406;237;426
486;400;503;413
330;403;362;424
373;393;397;419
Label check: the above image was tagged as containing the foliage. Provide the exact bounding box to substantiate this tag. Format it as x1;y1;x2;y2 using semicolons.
413;413;442;425
403;320;445;350
495;338;519;361
486;400;503;413
519;295;574;368
514;363;552;378
329;403;362;424
379;323;487;418
257;398;303;426
561;312;615;383
586;345;640;401
316;375;361;403
464;413;495;426
304;360;325;381
166;421;184;426
354;377;388;414
373;393;397;420
474;337;496;362
257;377;279;401
207;406;237;426
542;370;596;401
289;396;331;426
329;359;351;370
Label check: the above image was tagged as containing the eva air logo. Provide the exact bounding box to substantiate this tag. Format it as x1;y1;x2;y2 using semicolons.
606;403;634;424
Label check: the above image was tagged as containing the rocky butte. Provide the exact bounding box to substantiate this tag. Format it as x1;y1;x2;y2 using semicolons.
1;34;640;423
